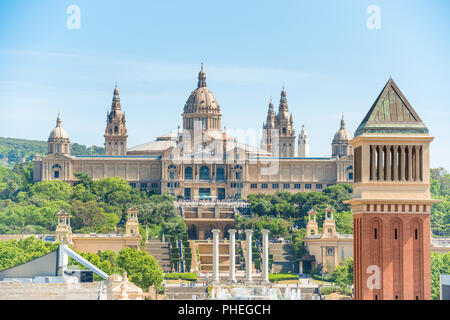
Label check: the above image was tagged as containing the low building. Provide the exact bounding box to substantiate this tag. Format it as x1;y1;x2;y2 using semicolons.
55;207;142;253
302;208;352;273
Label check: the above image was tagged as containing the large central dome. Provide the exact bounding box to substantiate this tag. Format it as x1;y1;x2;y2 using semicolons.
183;64;221;115
182;64;222;132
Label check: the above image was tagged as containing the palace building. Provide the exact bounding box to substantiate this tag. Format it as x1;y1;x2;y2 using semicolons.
33;65;354;199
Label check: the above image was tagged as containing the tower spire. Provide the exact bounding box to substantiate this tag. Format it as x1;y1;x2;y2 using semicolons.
56;113;62;127
197;63;207;88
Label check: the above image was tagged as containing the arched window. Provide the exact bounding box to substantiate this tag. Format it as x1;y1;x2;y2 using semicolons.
328;228;332;235
52;164;62;169
114;126;118;133
216;167;225;180
199;166;209;180
184;166;193;180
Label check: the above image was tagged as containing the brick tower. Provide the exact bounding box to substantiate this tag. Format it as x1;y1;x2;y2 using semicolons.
345;78;438;300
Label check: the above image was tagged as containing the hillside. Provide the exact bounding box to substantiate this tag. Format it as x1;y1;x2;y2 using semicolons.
0;137;104;167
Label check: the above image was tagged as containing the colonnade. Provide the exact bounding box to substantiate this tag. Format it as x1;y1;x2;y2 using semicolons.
211;229;270;284
369;144;423;182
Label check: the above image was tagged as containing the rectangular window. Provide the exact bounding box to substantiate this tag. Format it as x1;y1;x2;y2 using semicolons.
261;184;268;189
140;183;147;190
283;184;290;189
374;228;377;240
327;184;333;187
294;184;301;189
272;184;279;189
316;184;322;189
130;183;136;188
170;171;175;180
54;171;59;178
305;184;311;189
251;184;257;189
151;183;158;188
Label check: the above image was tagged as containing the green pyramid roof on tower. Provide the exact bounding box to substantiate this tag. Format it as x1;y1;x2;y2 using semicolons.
354;78;428;137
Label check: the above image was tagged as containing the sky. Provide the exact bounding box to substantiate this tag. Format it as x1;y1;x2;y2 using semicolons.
0;0;449;169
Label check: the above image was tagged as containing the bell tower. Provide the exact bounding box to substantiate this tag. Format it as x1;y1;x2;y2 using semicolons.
306;209;319;236
55;210;72;245
345;78;438;300
125;207;140;238
105;84;128;155
321;207;336;239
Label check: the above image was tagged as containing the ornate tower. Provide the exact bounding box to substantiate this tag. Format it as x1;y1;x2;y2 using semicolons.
306;209;319;236
48;113;70;155
345;78;437;300
321;207;336;239
298;124;310;157
275;87;295;157
261;99;276;153
55;210;72;245
332;115;352;158
105;85;128;155
125;207;140;238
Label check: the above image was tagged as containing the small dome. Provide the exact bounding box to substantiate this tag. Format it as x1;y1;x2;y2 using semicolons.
332;115;351;144
48;114;69;141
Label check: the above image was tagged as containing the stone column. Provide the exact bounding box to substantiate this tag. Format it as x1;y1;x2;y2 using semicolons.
407;146;413;181
370;145;376;181
228;229;237;283
212;229;220;283
262;229;270;284
400;145;406;181
245;229;253;282
377;145;383;180
393;145;399;181
415;146;421;181
385;145;391;181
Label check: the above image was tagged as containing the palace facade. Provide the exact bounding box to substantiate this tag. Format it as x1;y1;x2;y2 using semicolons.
33;65;353;199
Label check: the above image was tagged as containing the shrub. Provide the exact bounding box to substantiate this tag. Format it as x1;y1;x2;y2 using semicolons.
164;273;197;282
268;273;299;282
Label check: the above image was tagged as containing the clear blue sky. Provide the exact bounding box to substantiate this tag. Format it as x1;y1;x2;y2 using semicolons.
0;0;449;169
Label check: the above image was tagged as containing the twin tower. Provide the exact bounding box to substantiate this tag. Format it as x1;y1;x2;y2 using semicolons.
261;87;352;158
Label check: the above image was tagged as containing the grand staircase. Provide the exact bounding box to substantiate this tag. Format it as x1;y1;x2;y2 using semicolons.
270;243;297;273
145;240;172;273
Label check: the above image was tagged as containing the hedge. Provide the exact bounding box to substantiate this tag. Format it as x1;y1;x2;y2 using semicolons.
269;273;299;282
165;273;198;282
311;273;334;282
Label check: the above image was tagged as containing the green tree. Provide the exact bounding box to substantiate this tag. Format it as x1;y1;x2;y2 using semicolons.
117;247;164;290
431;251;450;300
332;258;353;288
